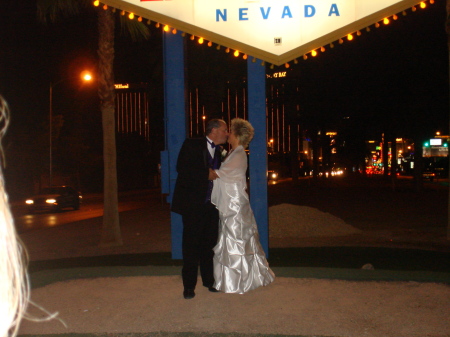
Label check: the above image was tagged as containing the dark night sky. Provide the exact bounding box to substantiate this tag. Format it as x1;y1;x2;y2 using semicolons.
0;0;448;193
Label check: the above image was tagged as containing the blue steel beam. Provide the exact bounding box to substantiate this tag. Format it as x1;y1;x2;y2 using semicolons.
247;59;269;257
162;31;185;259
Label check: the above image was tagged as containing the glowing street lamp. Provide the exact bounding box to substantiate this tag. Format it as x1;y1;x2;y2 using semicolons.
49;71;93;186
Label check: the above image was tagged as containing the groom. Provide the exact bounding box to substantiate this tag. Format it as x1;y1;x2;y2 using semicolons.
171;119;229;299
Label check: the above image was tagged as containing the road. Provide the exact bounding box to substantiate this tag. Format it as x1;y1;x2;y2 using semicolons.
12;189;162;234
12;176;447;234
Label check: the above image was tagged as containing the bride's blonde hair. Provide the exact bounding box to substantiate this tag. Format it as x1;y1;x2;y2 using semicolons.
0;96;64;337
231;118;254;149
0;96;29;337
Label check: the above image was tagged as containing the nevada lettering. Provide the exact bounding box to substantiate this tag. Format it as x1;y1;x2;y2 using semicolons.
216;5;340;21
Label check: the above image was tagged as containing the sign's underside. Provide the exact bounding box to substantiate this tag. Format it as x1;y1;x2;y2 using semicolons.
102;0;428;65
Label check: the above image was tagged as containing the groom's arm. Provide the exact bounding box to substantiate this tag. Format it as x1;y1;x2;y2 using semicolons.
176;139;209;184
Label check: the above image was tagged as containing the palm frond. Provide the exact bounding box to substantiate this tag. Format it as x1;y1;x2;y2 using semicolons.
37;0;92;23
119;16;150;41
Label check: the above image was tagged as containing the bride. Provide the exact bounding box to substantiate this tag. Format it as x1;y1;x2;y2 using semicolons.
210;118;275;294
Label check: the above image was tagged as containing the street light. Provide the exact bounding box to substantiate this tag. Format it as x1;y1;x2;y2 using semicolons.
202;115;206;133
49;71;92;186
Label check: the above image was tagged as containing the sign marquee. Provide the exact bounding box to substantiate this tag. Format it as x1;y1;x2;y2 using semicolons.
103;0;426;65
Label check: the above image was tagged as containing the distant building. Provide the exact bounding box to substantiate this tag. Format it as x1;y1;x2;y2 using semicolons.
115;83;151;141
423;132;449;158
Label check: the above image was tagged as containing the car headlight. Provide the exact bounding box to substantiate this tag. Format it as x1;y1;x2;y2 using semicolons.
25;199;34;205
46;198;57;204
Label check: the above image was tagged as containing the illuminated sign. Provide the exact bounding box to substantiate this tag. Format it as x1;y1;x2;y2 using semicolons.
266;71;287;79
103;0;424;65
430;138;442;146
114;83;130;89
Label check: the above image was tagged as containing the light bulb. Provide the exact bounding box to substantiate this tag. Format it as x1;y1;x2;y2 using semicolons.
164;25;169;32
128;13;134;20
234;50;239;57
93;0;100;6
383;18;390;25
347;34;353;41
198;37;204;44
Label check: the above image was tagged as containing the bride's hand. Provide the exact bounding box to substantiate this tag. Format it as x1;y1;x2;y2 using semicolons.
208;168;219;180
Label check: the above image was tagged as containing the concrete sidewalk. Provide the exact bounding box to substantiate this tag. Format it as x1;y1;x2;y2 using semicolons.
17;271;450;337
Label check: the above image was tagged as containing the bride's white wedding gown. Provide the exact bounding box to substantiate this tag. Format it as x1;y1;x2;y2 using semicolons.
211;145;275;294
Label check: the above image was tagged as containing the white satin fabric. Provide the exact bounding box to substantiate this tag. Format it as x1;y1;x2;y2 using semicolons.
211;145;275;294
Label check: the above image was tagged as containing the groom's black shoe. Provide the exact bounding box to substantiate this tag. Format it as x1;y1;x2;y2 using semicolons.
204;284;219;292
183;289;195;299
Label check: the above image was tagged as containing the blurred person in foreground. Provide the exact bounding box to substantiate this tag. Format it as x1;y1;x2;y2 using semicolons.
171;119;229;299
0;96;62;336
210;118;275;294
0;95;29;337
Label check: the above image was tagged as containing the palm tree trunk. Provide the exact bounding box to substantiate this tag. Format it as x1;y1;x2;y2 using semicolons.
98;8;122;246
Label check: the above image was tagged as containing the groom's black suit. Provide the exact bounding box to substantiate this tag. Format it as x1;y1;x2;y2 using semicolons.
171;137;221;290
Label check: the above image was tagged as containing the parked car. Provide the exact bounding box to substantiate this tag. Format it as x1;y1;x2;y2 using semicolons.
25;186;82;213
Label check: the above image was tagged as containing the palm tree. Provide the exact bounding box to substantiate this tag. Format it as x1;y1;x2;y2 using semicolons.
97;7;122;247
37;0;149;247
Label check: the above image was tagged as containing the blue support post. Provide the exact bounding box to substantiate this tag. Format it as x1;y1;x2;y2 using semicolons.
247;59;269;257
162;31;185;259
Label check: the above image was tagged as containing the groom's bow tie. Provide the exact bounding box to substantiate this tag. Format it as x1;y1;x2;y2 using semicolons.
207;140;216;148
